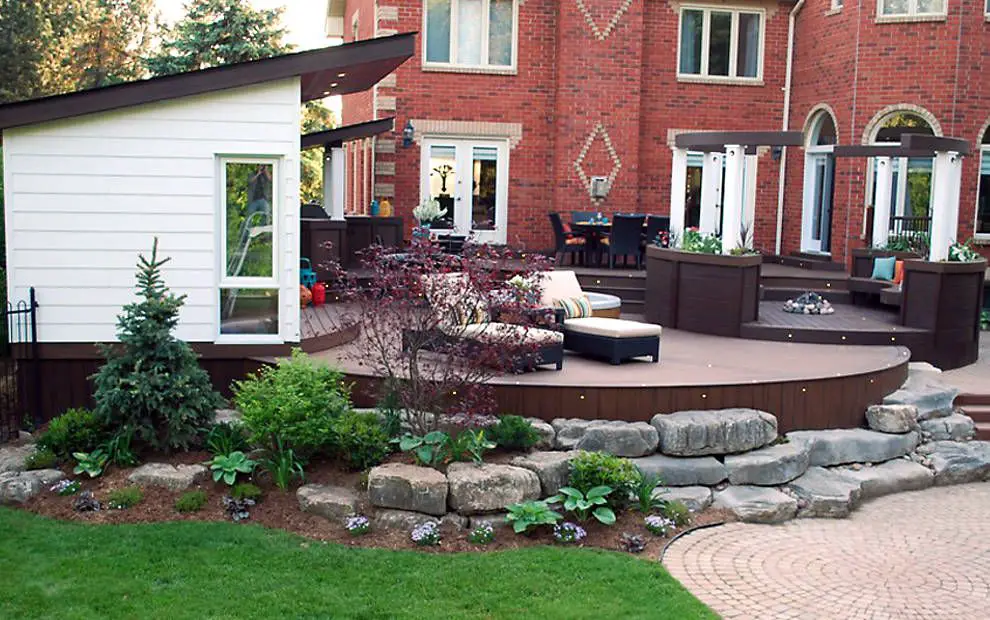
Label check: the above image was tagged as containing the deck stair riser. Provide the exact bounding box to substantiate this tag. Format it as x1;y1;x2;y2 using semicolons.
759;276;849;291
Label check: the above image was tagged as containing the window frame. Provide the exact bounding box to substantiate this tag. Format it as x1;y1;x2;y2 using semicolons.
976;143;990;240
421;0;519;73
876;0;946;18
217;156;283;344
676;5;766;83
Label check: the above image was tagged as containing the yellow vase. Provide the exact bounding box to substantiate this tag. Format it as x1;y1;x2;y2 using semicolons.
380;199;392;217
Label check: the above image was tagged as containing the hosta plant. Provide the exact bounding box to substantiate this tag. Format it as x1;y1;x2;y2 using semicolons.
449;429;496;465
505;499;563;534
73;449;108;478
208;451;257;485
398;431;449;469
549;486;616;525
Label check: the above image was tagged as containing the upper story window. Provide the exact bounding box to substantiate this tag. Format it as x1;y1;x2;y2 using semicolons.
678;6;764;82
424;0;516;70
878;0;945;17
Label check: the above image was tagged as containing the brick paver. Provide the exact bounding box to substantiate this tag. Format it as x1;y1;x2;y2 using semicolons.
663;483;990;619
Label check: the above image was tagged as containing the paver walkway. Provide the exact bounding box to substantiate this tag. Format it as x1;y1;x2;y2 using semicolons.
664;483;990;620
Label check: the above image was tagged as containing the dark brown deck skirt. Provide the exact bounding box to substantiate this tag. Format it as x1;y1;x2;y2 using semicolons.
645;247;761;338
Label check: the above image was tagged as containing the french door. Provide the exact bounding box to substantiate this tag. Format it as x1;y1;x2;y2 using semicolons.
420;138;509;244
801;152;834;254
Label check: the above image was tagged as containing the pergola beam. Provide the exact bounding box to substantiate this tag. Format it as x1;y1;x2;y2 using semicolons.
674;131;804;150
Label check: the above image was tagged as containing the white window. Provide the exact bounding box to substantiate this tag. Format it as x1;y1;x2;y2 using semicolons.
219;158;281;341
832;0;844;9
678;6;764;81
424;0;517;70
878;0;945;17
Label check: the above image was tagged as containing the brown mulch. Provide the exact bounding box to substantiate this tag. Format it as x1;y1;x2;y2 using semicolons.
19;451;734;555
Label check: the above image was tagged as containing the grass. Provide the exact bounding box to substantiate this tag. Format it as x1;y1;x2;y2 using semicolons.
0;508;714;620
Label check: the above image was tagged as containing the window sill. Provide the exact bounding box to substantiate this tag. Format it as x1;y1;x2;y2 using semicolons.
825;7;842;15
422;64;517;76
875;13;946;24
676;75;764;87
215;335;285;346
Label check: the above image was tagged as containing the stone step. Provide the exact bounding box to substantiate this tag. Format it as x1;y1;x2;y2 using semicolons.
297;484;361;521
786;466;863;518
654;486;713;513
786;428;919;467
917;440;990;486
651;408;778;457
918;413;975;442
835;459;933;500
882;369;959;420
712;485;798;524
631;454;727;486
552;418;658;456
723;439;810;486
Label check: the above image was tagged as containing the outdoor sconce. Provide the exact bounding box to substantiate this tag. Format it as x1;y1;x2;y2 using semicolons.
403;120;414;148
771;146;783;161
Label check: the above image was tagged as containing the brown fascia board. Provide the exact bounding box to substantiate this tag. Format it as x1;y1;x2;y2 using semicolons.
832;145;936;158
674;131;804;150
0;33;415;132
901;134;970;156
301;117;395;150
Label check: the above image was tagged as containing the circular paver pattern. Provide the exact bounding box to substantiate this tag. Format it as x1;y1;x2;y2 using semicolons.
663;483;990;620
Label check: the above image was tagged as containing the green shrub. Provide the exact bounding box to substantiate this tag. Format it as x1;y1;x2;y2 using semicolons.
205;422;250;456
661;500;691;527
448;430;495;465
231;482;263;503
175;490;208;513
103;427;139;467
233;349;350;453
37;408;110;461
92;240;223;452
24;447;57;470
106;486;143;510
332;411;390;471
569;451;640;506
485;415;540;450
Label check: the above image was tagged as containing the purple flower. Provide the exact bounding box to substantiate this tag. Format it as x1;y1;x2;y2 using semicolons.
411;521;441;546
553;522;586;544
645;515;675;536
345;514;370;536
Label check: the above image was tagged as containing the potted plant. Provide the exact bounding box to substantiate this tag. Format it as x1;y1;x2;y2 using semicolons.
412;198;447;240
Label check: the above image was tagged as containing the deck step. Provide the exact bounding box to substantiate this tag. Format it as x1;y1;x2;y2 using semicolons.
956;393;990;407
760;287;852;304
582;284;645;303
958;404;990;423
975;423;990;441
765;254;847;272
575;272;645;291
759;276;849;291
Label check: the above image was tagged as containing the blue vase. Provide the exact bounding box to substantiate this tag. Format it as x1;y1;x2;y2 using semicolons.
370;199;380;216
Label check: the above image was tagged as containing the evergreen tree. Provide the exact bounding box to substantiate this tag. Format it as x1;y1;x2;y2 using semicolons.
300;101;337;204
145;0;292;77
92;239;223;453
73;0;156;89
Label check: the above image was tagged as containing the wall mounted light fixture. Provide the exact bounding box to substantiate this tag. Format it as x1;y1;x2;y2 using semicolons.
402;120;414;148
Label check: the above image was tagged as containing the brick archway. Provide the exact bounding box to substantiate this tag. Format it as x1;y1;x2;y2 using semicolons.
802;103;839;147
861;104;943;144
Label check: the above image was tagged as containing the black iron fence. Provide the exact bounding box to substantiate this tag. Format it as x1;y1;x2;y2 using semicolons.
0;288;38;443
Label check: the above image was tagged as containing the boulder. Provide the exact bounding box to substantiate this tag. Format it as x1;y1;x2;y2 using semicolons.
631;453;726;486
0;469;63;503
838;459;934;499
441;513;469;530
919;413;975;442
883;370;958;420
525;418;556;450
724;440;810;486
468;513;512;534
127;463;207;491
213;408;242;425
712;486;798;524
446;463;540;514
651;409;777;456
786;429;918;467
297;484;361;521
919;441;990;485
575;421;659;457
865;404;918;434
374;509;440;531
785;467;863;518
551;418;598;450
653;486;713;513
0;444;35;473
509;451;575;496
367;463;448;516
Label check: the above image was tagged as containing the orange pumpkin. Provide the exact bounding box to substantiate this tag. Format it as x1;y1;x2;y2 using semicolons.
300;285;313;307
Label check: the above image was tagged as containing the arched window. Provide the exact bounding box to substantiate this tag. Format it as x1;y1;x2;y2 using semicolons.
871;112;935;225
977;128;990;238
800;111;837;253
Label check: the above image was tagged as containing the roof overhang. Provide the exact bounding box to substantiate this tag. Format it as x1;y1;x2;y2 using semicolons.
675;131;804;150
301;117;395;150
0;33;415;132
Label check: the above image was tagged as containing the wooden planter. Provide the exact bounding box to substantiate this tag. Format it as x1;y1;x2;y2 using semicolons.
645;246;762;337
850;248;923;278
901;259;987;370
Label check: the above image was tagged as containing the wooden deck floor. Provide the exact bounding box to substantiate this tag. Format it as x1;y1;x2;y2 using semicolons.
300;304;358;353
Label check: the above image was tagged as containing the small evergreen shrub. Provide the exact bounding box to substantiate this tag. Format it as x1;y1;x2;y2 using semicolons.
234;349;350;453
231;482;263;503
175;490;208;513
485;415;540;450
332;411;390;471
37;408;110;461
24;447;57;470
106;486;143;510
91;240;223;452
569;451;640;507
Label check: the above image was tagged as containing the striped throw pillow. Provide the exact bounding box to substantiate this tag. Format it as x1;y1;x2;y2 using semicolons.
554;295;593;319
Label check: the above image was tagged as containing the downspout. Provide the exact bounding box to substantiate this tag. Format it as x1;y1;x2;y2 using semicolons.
774;0;806;255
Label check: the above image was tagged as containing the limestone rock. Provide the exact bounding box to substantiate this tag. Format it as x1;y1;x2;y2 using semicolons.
551;418;598;450
367;463;448;516
0;443;35;473
575;421;659;457
919;413;975;442
510;451;575;496
525;418;556;450
446;463;540;514
724;440;810;486
468;513;512;533
631;453;727;486
297;484;361;521
712;486;798;524
0;469;63;503
921;441;990;485
441;513;468;530
883;370;958;420
865;404;919;434
838;459;933;499
651;409;777;456
654;486;713;513
374;508;440;531
213;408;242;425
785;467;862;518
127;463;207;491
786;429;918;467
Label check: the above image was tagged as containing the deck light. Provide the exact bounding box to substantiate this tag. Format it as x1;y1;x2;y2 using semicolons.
403;120;415;147
331;82;339;88
337;72;347;78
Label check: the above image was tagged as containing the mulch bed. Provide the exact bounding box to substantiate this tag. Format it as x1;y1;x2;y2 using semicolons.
18;449;733;555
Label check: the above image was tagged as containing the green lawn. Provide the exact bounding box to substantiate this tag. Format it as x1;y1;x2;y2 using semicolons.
0;508;714;619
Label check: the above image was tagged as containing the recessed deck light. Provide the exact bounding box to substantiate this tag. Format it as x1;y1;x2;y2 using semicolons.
337;72;347;78
331;82;339;88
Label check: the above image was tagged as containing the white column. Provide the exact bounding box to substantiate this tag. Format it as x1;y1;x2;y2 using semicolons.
872;156;893;248
699;151;723;236
324;146;346;221
928;150;963;261
669;147;688;247
721;145;745;254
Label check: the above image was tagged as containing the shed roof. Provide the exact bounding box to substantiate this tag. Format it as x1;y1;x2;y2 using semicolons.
301;117;395;150
0;33;415;132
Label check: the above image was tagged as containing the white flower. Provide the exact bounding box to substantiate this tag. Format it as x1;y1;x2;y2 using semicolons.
413;198;447;223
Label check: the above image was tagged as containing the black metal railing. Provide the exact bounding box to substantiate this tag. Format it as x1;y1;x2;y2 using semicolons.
0;288;38;443
890;215;931;235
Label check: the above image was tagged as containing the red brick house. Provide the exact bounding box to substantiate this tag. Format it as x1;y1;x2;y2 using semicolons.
327;0;990;263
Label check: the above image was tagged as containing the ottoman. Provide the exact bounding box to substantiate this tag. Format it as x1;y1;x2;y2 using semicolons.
562;317;662;365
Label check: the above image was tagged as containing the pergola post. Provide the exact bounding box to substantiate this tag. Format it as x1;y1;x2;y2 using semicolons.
928;150;963;261
699;151;723;236
721;145;745;254
871;156;893;248
324;145;346;221
669;147;688;247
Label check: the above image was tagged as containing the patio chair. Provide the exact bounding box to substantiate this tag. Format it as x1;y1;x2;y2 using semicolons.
602;214;646;268
643;215;671;255
549;212;586;266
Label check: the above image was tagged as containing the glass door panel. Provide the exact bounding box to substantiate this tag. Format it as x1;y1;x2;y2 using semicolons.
427;145;457;230
422;139;508;243
471;147;498;232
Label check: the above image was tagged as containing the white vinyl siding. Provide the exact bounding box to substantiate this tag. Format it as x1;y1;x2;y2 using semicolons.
2;80;301;344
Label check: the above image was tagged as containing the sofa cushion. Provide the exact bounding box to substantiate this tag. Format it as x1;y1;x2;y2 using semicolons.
893;260;904;285
563;317;662;339
443;322;564;346
537;271;584;307
871;256;896;281
555;295;593;319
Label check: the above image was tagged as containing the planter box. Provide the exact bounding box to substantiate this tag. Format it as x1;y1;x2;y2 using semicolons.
851;248;923;278
344;216;403;268
645;246;762;337
901;259;987;370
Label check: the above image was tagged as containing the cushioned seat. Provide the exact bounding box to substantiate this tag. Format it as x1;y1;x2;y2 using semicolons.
562;317;662;338
537;270;622;317
585;292;621;311
561;317;661;364
443;322;564;346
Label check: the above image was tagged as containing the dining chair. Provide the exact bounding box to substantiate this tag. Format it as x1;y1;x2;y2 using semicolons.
549;212;586;266
603;214;646;268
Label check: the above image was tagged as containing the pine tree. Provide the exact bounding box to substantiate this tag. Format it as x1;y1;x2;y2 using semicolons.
92;239;223;453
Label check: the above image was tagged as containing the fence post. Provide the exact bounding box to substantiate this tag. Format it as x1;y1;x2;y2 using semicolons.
29;288;42;429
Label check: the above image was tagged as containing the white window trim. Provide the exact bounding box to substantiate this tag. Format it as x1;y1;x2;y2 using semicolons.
421;0;519;73
216;156;283;345
876;0;947;20
676;5;766;83
976;145;990;240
